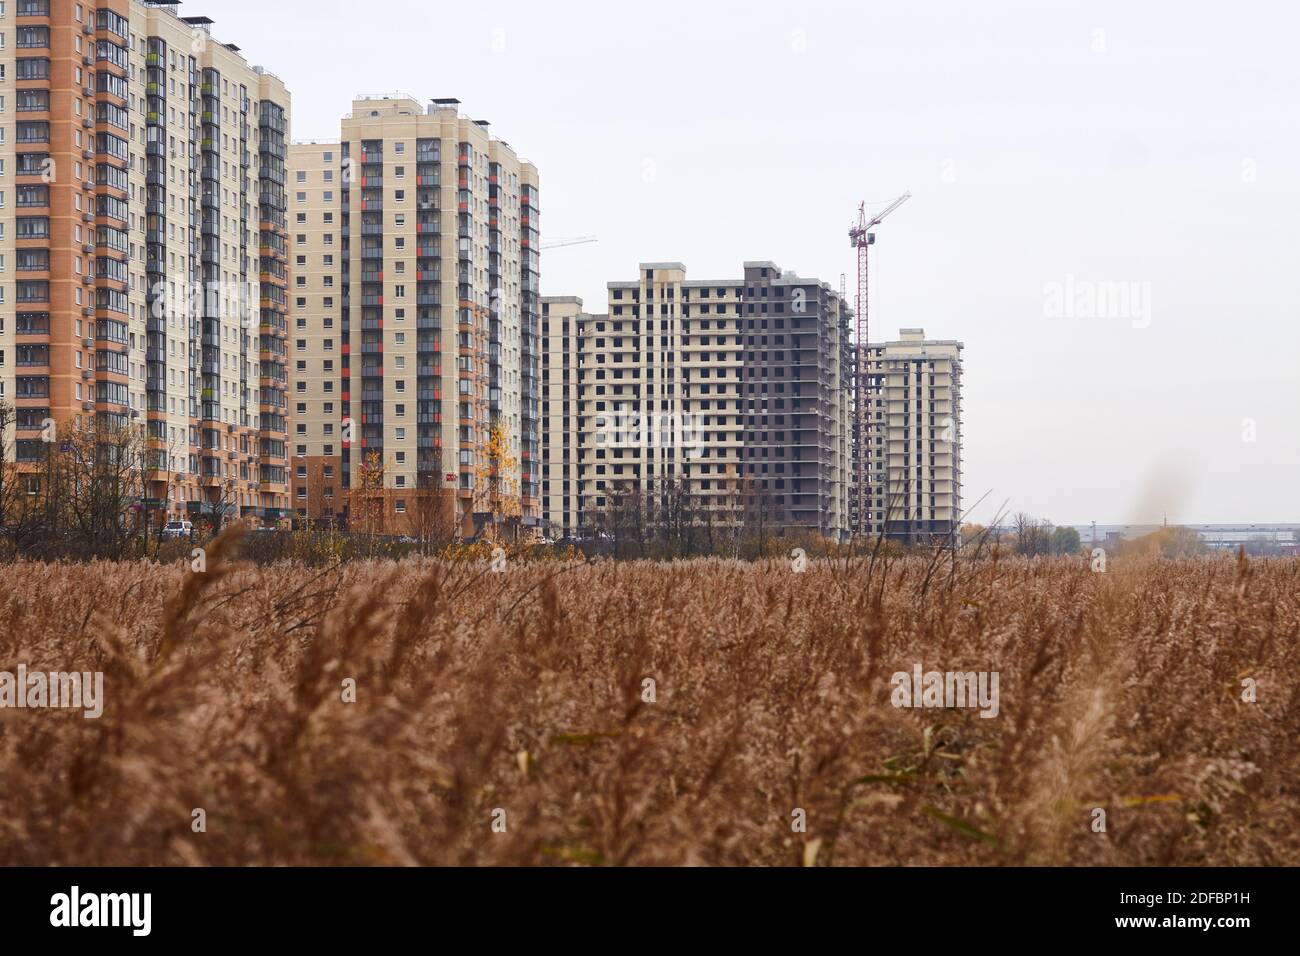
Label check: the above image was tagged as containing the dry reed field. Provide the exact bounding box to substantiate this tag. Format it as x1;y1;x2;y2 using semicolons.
0;536;1296;867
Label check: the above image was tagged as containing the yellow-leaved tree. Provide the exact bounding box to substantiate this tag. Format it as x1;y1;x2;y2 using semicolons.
472;420;521;543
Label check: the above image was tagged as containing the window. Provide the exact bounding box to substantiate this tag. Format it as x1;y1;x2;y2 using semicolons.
17;26;50;49
16;89;49;112
17;121;50;143
16;58;50;81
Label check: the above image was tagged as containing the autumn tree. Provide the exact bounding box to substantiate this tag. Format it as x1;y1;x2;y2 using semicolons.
471;420;521;543
0;402;15;532
350;450;386;541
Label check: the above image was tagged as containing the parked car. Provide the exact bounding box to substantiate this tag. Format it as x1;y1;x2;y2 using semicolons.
161;520;193;540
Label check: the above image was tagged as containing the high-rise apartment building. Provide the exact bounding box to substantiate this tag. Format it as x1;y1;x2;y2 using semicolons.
538;295;585;540
0;0;291;526
284;137;341;523
288;96;539;536
540;261;852;541
863;328;963;543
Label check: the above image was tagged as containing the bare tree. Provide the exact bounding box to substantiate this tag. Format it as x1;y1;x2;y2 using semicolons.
1013;511;1052;557
0;401;23;556
45;416;149;560
410;471;458;554
142;426;187;556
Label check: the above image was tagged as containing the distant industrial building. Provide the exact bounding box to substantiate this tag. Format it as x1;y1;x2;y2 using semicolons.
1078;524;1300;555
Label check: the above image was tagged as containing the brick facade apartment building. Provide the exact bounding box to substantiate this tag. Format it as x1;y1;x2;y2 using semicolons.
0;0;291;526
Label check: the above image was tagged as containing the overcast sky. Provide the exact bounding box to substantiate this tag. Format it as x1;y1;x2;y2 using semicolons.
210;0;1298;526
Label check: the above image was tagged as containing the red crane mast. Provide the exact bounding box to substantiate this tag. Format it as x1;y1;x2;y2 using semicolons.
851;192;910;537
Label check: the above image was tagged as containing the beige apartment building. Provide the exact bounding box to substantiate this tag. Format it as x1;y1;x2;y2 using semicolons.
0;0;291;526
863;328;963;543
288;96;539;536
541;261;853;542
539;295;583;540
285;138;341;523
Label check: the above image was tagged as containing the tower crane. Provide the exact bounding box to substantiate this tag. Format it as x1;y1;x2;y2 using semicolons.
541;236;598;251
850;191;910;537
